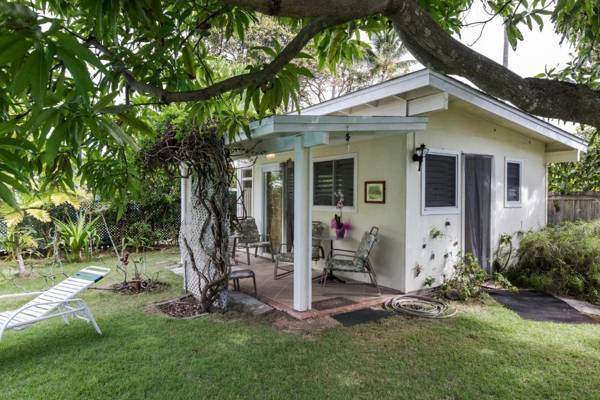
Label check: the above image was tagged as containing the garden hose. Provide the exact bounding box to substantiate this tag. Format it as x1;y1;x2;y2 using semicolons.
383;295;456;318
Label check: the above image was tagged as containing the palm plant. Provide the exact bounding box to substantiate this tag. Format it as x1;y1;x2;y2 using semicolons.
0;225;40;277
366;29;416;83
54;212;99;261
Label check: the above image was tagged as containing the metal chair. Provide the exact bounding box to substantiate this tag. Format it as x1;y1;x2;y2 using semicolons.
273;222;326;280
233;217;273;265
229;266;257;296
322;227;380;293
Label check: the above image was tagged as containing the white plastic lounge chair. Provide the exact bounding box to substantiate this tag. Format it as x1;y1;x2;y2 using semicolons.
0;266;110;341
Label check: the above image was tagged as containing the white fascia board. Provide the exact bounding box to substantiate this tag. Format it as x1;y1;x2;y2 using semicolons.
427;72;588;152
249;115;428;137
300;70;430;116
407;92;449;115
545;149;581;163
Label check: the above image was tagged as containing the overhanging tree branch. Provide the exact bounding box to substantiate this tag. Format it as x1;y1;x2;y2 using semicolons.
223;0;600;128
90;15;350;104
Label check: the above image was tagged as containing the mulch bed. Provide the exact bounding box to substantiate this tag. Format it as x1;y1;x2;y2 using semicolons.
111;280;170;295
155;294;208;318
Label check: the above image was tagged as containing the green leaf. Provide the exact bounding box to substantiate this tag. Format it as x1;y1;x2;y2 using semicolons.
29;48;48;104
55;46;94;95
44;122;68;164
0;38;31;65
54;32;105;71
116;113;154;136
0;137;37;152
0;182;18;209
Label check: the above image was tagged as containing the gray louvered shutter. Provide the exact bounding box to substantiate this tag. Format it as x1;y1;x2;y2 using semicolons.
333;158;354;207
425;154;457;208
506;162;521;202
313;160;334;206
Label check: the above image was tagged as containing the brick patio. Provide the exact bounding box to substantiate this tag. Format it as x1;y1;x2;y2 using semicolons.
232;253;399;319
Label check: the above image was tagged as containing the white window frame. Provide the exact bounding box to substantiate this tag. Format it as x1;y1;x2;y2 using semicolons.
238;167;253;217
504;158;523;208
421;148;460;215
311;153;358;212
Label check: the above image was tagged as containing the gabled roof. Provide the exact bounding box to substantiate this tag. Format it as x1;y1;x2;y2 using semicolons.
301;69;587;152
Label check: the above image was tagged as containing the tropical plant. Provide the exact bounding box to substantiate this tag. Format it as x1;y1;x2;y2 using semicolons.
440;253;488;300
507;221;600;303
125;221;157;252
0;225;39;277
54;213;100;261
365;29;415;82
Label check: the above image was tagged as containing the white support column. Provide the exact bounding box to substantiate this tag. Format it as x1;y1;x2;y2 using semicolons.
293;135;312;311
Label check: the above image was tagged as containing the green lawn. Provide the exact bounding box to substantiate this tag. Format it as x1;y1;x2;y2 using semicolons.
2;250;600;399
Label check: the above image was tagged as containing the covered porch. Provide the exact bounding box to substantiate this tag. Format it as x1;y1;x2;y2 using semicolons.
235;115;428;313
232;254;398;319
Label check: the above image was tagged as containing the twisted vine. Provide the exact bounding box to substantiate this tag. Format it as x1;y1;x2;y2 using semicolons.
141;124;247;311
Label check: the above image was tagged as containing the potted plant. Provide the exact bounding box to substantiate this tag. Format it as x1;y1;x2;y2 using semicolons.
330;191;352;239
129;255;145;291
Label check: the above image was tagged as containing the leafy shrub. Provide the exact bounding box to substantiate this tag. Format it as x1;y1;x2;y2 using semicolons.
55;213;100;261
507;221;600;303
441;253;488;300
125;222;158;251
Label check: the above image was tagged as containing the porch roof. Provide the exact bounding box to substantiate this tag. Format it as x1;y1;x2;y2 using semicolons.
237;115;428;153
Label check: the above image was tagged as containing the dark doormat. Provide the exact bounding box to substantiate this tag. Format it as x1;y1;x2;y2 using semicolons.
488;289;599;324
332;308;393;327
312;297;356;311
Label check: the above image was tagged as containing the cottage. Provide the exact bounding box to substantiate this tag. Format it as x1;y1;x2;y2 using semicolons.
181;69;587;313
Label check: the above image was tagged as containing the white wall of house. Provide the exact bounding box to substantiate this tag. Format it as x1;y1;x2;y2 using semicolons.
245;103;548;293
250;134;408;291
401;108;547;292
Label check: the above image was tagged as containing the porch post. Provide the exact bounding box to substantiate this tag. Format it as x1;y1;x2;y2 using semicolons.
293;134;312;311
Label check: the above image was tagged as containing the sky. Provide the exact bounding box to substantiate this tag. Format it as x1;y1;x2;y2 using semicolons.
458;2;573;77
407;2;577;131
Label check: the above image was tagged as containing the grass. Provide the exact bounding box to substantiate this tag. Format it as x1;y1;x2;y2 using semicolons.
2;250;600;399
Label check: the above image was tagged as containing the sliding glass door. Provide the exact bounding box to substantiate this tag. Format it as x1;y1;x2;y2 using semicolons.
264;168;283;253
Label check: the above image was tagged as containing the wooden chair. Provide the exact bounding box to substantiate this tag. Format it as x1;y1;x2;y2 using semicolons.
322;227;380;293
233;217;273;265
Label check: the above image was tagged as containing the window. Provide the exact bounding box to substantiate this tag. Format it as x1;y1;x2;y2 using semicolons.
422;151;459;214
505;160;522;207
240;168;253;216
313;155;356;208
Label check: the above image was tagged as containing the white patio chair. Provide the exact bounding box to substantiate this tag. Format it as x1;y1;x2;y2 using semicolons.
0;266;110;341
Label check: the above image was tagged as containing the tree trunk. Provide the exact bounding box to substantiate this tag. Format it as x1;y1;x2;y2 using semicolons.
14;234;28;277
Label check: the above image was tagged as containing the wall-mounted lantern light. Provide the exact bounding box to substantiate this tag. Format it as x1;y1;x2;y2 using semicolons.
412;143;429;171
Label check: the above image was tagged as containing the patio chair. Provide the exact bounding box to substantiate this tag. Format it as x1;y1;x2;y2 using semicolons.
322;227;381;294
233;217;273;265
273;221;327;280
0;266;111;341
229;266;257;295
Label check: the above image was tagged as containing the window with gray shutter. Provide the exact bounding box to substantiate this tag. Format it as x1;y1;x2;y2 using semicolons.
313;157;355;207
425;154;457;208
506;162;521;202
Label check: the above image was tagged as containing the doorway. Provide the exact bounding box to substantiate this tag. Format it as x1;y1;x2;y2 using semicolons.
464;155;492;272
263;168;284;254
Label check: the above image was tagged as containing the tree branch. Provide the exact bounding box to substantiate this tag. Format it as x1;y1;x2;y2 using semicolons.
387;0;600;127
89;15;350;104
224;0;600;128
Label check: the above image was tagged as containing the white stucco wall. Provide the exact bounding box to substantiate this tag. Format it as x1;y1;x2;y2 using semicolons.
402;108;547;292
227;101;548;294
250;135;408;291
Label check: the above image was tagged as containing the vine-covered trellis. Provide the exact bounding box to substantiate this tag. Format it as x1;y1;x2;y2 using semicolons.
142;124;249;312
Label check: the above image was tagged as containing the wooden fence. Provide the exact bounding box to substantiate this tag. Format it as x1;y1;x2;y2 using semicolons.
548;192;600;225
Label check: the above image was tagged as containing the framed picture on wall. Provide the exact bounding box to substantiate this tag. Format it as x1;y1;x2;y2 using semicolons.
364;181;386;204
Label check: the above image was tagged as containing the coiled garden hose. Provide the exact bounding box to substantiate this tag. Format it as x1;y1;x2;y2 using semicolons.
383;295;456;318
